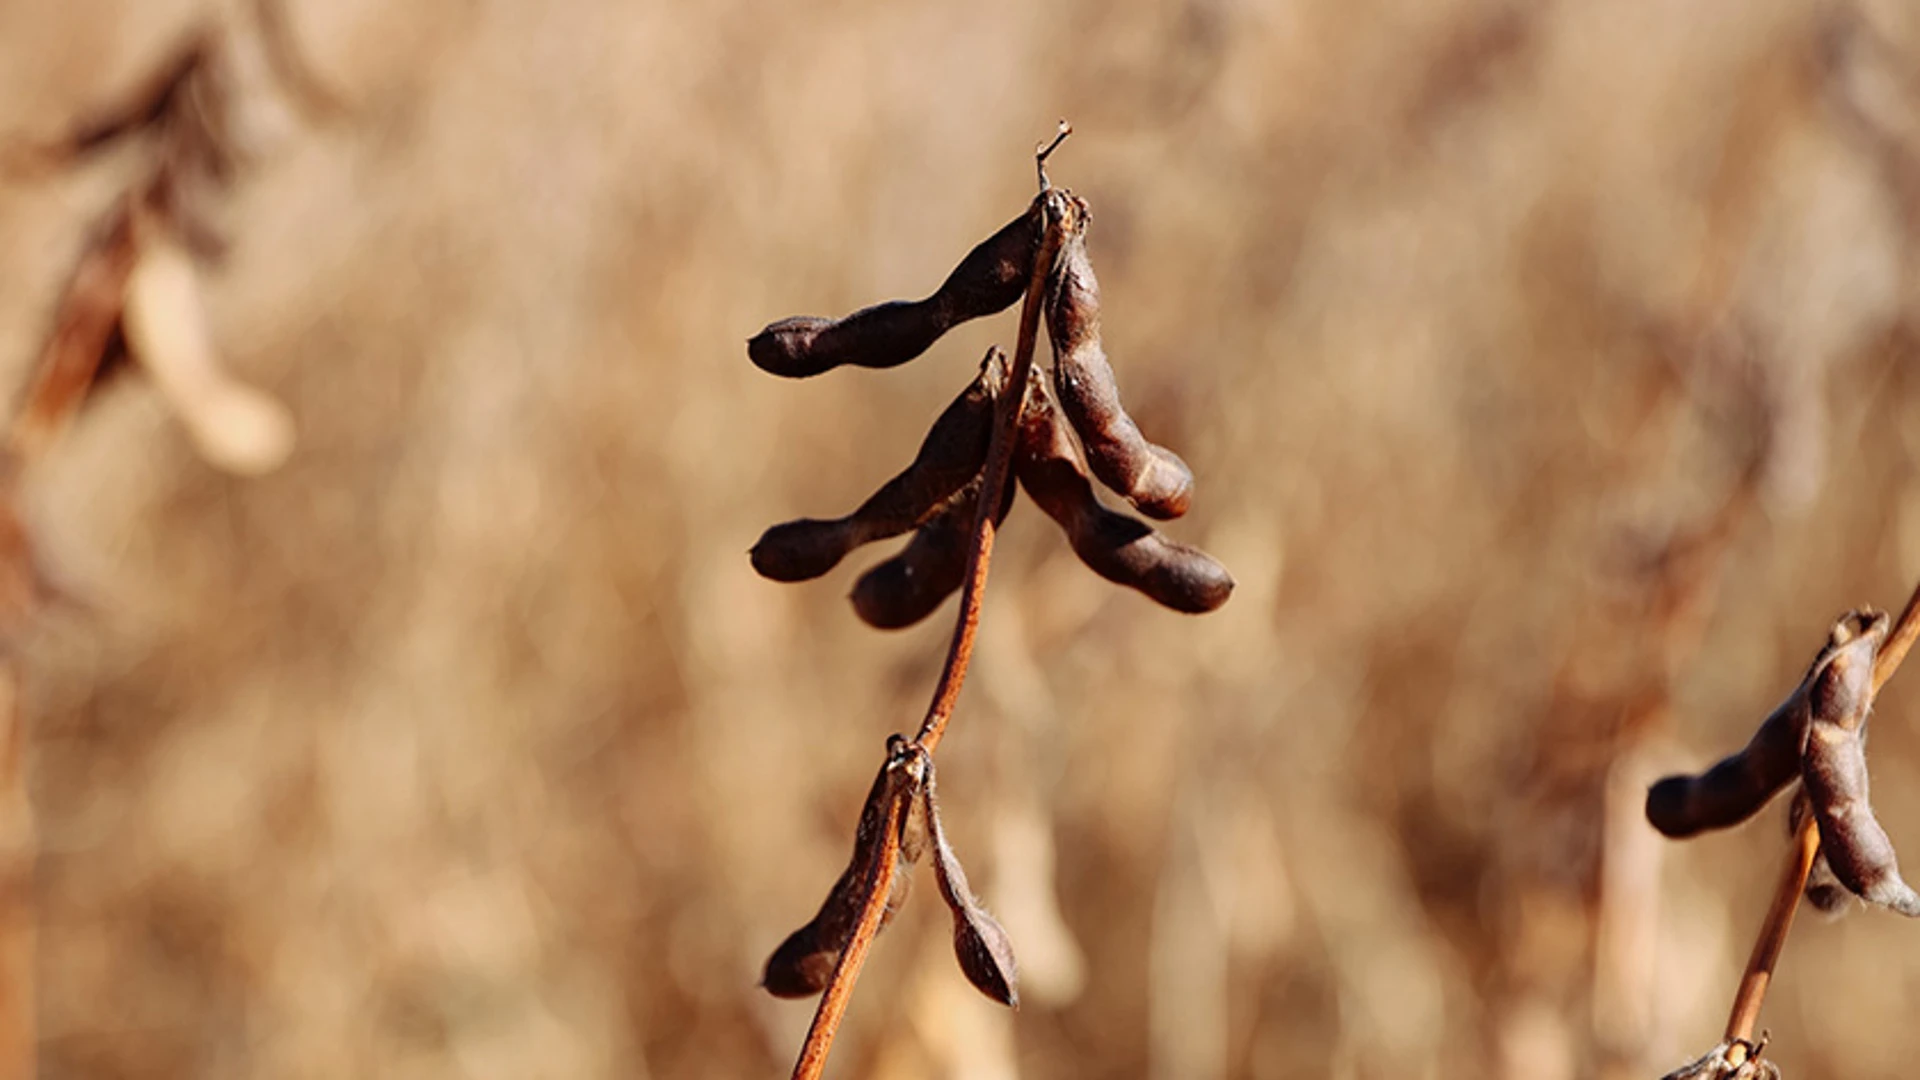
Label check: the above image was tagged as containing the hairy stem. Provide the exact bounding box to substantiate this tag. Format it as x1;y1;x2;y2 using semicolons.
1723;813;1819;1043
789;784;908;1080
913;191;1067;755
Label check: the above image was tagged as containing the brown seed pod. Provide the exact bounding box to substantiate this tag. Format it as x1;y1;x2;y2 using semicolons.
1043;194;1194;520
750;348;1008;582
748;199;1043;378
1014;381;1232;614
1791;795;1854;913
915;747;1018;1007
763;736;928;998
1644;612;1877;839
1803;853;1853;913
1797;610;1920;915
849;472;1015;630
1645;708;1804;840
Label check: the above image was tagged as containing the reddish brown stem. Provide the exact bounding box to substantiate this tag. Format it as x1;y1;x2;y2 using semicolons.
912;193;1068;756
1871;578;1920;693
789;778;908;1080
1719;575;1920;1045
788;129;1074;1078
1724;813;1819;1043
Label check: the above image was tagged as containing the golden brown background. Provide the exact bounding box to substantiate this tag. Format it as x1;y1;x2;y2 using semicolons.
2;0;1920;1077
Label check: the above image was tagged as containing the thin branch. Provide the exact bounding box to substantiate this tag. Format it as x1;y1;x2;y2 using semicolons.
1036;120;1072;191
789;773;909;1080
1871;576;1920;692
1718;574;1920;1045
1724;812;1819;1043
914;170;1069;756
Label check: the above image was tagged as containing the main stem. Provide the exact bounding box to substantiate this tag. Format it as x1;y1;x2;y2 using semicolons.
1723;814;1818;1043
788;144;1072;1080
913;197;1066;756
789;789;907;1080
1719;576;1920;1044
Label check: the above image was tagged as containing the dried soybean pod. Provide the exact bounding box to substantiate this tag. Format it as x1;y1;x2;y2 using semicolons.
763;736;928;997
1043;194;1194;520
750;348;1008;582
849;472;1015;630
916;748;1018;1007
1643;612;1874;839
1798;610;1920;915
1015;383;1232;614
1644;705;1805;839
1791;795;1855;913
747;198;1043;378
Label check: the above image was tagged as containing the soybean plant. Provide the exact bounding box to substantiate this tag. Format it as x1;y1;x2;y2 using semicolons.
747;123;1233;1080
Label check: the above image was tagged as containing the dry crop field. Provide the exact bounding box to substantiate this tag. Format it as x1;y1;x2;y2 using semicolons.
2;1;1919;1077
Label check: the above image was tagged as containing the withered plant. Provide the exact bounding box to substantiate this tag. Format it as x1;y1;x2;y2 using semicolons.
3;7;343;476
1647;585;1920;1079
0;13;333;1075
747;124;1233;1078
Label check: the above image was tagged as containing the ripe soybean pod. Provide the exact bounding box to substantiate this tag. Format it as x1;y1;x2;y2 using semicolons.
1013;381;1232;614
750;349;1007;583
1645;614;1870;839
1797;611;1920;915
848;471;1016;630
1042;193;1194;521
749;198;1044;378
762;737;929;997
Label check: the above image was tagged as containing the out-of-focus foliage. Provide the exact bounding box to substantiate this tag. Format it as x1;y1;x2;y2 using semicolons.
2;0;1919;1077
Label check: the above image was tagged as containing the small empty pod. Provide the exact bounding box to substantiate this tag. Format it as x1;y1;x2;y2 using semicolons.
763;736;928;997
1014;380;1231;614
915;747;1018;1007
749;198;1044;378
1042;194;1193;520
751;348;1008;582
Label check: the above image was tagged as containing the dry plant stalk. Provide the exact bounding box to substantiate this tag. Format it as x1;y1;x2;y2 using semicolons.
748;124;1233;1079
1649;581;1920;1079
1;10;343;477
0;15;337;1073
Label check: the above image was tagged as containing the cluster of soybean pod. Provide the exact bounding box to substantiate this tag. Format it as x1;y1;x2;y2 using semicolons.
762;735;1016;1006
1648;608;1920;917
747;130;1233;1015
747;161;1233;626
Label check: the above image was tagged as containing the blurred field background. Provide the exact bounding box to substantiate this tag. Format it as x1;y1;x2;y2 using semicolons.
1;0;1919;1077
